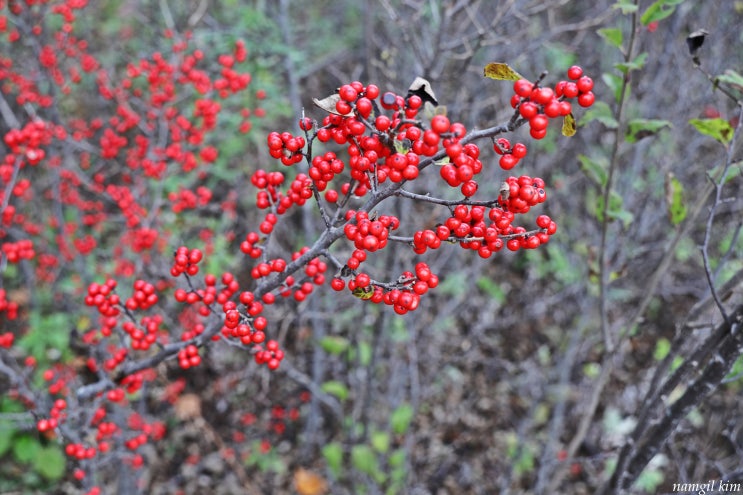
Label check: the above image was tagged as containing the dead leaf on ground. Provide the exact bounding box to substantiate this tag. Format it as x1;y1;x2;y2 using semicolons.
174;393;202;421
293;467;328;495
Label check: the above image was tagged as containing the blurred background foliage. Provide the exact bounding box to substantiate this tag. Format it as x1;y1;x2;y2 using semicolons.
1;0;743;494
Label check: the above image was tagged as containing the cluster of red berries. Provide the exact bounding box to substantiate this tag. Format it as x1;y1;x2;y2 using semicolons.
124;279;158;311
343;210;400;253
85;279;121;336
35;398;67;434
1;239;35;263
500;175;547;214
0;288;19;320
334;262;438;315
253;339;284;370
168;186;212;213
102;347;128;372
171;246;203;277
177;344;201;369
122;314;161;351
267;131;306;166
510;65;595;139
174;270;240;319
2;119;55;166
309;151;345;192
439;135;483;197
493;138;528;171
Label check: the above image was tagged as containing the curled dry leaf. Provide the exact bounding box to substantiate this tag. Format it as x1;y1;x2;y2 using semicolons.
407;76;438;106
312;94;353;116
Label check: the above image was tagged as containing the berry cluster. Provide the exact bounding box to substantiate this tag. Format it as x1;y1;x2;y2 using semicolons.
1;239;35;263
267;131;306;166
84;279;121;337
124;279;158;311
343;210;400;253
171;246;204;277
510;65;595;139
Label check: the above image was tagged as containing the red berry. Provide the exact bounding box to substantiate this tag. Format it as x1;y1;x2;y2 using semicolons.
578;91;595;107
430;115;450;134
513;79;533;98
567;65;583;80
576;76;594;93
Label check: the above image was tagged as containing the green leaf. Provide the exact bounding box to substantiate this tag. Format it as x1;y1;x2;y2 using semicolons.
390;403;414;435
598;27;624;48
389;448;406;468
322;442;343;478
602;72;624;104
319;336;349;355
689;118;734;144
626;118;672;143
370;430;390;454
615;52;648;74
483;62;524;81
562;113;577;137
0;423;15;456
715;69;743;90
641;0;684;25
33;445;66;480
653;338;671;361
13;434;39;463
476;277;506;303
578;154;608;187
321;380;349;401
665;173;687;225
357;341;372;367
580;101;619;129
351;444;380;477
613;0;639;14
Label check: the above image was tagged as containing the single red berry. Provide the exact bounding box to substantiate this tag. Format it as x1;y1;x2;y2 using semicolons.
567;65;583;80
578;91;595;107
513;79;533;98
430;115;450;134
576;76;594;93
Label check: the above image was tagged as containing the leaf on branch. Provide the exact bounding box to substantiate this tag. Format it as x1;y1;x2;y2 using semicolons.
580;101;619;129
612;0;638;14
615;52;648;74
626;118;672;142
562;113;577;137
407;76;438;106
321;380;349;400
715;69;743;91
312;94;353;116
598;27;624;48
641;0;684;26
578;154;608;187
664;172;687;225
483;62;525;81
319;335;349;355
685;29;708;56
33;445;66;481
689;117;733;144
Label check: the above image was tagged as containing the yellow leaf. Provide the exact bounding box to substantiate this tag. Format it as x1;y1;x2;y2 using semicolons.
483;62;524;81
294;468;328;495
352;286;374;300
562;112;577;137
